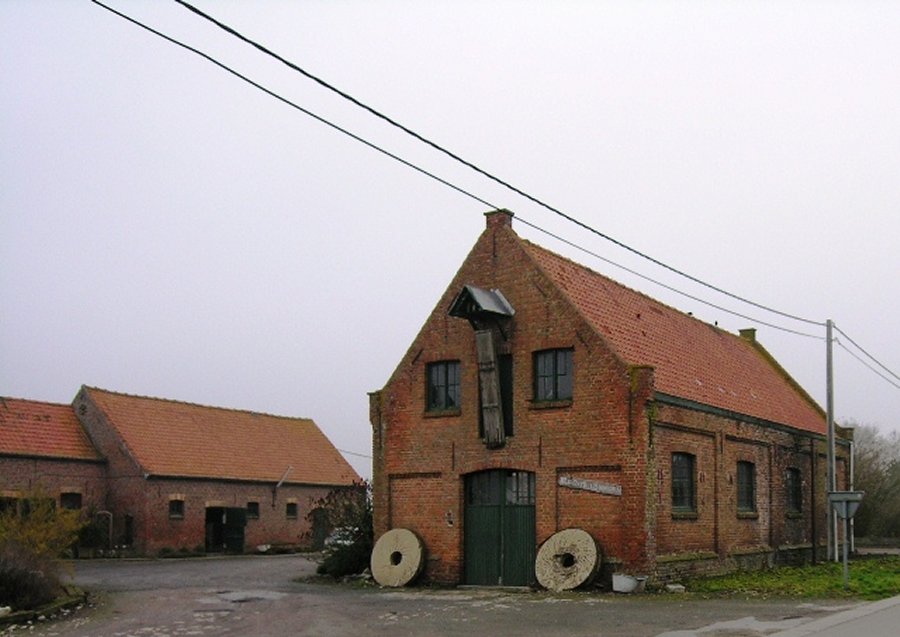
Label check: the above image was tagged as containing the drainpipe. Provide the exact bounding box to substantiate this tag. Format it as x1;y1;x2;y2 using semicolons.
272;466;293;507
826;319;837;561
849;439;855;553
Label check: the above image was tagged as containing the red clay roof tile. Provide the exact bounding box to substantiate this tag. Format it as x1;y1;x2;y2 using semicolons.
522;239;826;435
82;387;360;486
0;397;103;461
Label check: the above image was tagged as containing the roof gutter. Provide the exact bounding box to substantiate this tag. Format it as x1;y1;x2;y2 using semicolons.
652;392;847;445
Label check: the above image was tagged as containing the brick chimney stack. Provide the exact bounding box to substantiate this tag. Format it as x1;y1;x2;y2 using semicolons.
485;209;514;229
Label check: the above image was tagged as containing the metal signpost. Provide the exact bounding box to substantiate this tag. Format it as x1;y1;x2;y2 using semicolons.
828;491;865;590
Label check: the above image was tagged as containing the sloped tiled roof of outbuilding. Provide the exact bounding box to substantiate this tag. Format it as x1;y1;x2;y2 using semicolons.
82;387;360;486
522;239;826;435
0;397;103;461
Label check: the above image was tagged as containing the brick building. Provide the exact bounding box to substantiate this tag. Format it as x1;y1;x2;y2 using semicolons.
369;209;851;586
1;387;360;555
1;398;107;517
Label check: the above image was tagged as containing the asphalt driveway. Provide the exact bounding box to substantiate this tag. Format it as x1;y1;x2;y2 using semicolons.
3;554;877;637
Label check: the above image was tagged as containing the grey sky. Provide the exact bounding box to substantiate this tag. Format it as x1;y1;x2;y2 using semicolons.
2;1;898;479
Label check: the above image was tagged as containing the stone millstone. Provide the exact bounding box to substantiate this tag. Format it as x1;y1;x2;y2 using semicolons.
370;528;425;587
534;528;601;591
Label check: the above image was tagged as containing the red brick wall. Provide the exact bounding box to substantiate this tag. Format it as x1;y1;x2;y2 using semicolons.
72;389;337;555
371;212;845;585
651;401;850;573
0;455;106;514
388;473;457;582
372;212;652;583
132;478;334;554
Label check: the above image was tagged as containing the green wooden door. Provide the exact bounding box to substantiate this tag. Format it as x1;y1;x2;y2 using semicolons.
464;470;535;586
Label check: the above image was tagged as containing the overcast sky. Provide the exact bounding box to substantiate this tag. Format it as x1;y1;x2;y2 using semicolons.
3;1;899;479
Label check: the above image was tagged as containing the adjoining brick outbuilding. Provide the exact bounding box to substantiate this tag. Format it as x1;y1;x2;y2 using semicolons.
0;397;107;518
1;387;360;555
72;386;360;555
369;209;851;586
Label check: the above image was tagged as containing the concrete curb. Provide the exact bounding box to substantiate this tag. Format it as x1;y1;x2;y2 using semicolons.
770;595;900;637
0;588;87;628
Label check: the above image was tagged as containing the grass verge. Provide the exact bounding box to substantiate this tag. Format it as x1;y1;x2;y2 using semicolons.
687;556;900;600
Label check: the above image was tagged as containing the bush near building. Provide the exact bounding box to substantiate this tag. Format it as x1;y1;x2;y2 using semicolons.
307;481;373;578
0;493;84;610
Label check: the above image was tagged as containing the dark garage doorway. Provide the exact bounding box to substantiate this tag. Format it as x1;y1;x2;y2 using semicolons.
205;507;247;554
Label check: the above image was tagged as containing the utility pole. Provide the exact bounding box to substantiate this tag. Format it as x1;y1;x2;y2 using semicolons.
826;319;837;561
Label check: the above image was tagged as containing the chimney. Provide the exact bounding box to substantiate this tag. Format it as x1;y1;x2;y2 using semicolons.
485;209;514;229
739;328;757;342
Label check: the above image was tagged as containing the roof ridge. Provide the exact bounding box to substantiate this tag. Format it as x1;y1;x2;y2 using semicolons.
82;386;314;423
519;236;738;340
0;396;71;408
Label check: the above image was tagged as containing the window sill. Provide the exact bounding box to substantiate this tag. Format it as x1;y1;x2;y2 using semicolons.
527;399;573;410
424;408;461;418
786;510;803;519
168;516;184;521
672;510;698;520
737;511;759;520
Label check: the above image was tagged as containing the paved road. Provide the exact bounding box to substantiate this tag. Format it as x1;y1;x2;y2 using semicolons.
771;595;900;637
5;555;895;637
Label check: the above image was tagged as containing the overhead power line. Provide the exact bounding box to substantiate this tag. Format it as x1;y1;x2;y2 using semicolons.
835;340;900;391
338;448;372;460
516;216;824;340
94;0;824;342
96;1;900;397
833;323;900;385
90;1;496;212
173;0;826;329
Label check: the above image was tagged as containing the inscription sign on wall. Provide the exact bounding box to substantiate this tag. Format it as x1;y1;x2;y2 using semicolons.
558;475;622;497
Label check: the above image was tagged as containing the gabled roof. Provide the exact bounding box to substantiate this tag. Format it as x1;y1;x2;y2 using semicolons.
81;387;360;486
520;237;826;435
0;397;103;462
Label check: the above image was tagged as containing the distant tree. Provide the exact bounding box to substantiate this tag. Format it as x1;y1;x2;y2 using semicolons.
850;423;900;539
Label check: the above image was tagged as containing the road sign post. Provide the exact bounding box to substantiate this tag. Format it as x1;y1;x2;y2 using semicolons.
828;491;865;590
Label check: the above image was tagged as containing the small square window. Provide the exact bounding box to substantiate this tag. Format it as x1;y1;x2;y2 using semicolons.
169;499;185;519
246;501;260;520
286;502;298;519
60;492;82;510
533;348;573;401
426;360;461;411
0;497;19;515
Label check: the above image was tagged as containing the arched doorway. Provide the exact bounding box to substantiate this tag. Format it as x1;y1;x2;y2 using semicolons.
464;469;536;586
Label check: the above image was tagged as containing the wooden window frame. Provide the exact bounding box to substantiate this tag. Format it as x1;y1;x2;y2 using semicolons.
532;348;573;402
737;460;757;515
786;467;803;515
60;492;83;511
426;360;461;413
671;452;696;515
168;499;185;520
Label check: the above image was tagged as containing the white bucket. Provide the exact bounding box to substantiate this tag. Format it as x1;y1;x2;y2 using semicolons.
612;573;647;593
